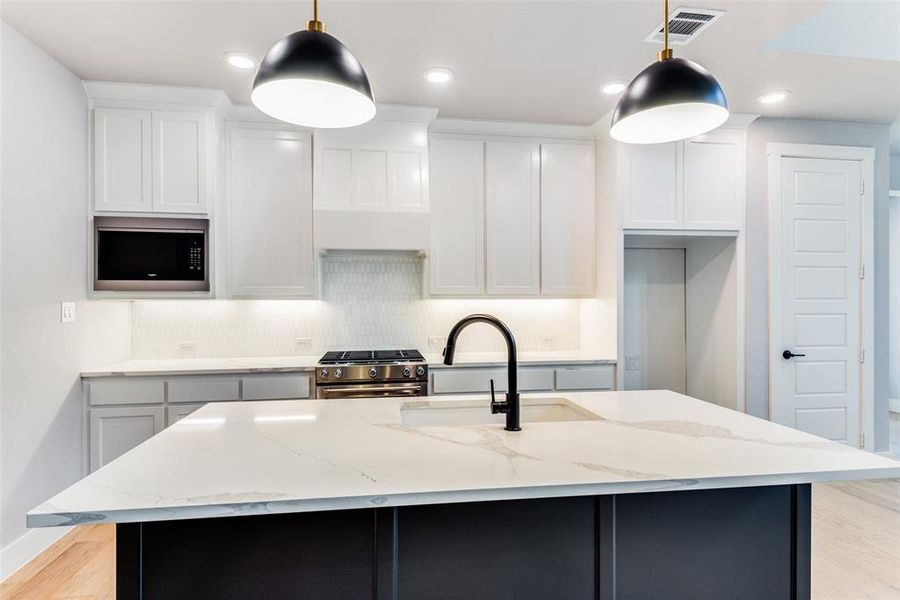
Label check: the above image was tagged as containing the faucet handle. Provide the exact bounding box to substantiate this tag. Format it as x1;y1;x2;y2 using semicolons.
489;379;508;414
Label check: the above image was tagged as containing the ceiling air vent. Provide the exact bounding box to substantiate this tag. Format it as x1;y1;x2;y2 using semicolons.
645;7;725;46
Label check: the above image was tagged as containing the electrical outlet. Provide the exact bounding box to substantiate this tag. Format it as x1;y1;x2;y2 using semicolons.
625;355;641;371
428;336;444;349
541;335;555;349
60;302;76;324
177;341;198;357
294;337;312;350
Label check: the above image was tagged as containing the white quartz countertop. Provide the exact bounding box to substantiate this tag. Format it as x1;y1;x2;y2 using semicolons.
80;352;615;377
29;391;898;527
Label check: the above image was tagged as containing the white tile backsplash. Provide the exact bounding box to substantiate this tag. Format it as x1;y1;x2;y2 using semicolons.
132;254;583;358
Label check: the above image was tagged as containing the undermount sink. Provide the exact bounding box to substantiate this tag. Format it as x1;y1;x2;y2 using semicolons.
399;398;600;428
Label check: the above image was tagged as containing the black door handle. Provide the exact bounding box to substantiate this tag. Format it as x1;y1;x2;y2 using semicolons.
782;350;806;360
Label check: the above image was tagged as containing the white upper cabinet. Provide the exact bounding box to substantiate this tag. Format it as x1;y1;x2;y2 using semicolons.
228;127;314;298
314;120;429;212
540;143;597;296
619;128;745;231
683;128;743;230
620;141;682;229
485;141;541;296
429;137;485;296
93;108;152;212
93;107;211;214
151;111;209;213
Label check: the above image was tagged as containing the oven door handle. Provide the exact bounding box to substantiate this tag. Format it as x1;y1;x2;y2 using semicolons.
319;385;425;398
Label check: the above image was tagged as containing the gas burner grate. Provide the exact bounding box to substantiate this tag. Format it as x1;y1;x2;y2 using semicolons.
319;349;425;364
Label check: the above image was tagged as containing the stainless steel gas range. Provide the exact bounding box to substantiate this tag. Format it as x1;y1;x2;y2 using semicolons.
315;350;428;399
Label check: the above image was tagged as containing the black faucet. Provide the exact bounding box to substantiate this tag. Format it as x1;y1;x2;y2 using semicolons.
443;314;521;432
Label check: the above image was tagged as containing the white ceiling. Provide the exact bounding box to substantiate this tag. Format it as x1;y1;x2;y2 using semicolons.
2;0;898;135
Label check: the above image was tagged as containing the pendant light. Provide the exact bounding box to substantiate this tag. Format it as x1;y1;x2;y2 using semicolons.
610;0;727;144
251;0;375;128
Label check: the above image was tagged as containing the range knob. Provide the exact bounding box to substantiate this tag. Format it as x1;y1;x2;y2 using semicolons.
319;368;329;379
334;368;343;379
368;367;377;379
416;366;426;377
402;367;412;378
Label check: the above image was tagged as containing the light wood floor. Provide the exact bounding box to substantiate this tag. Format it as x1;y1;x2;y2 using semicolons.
2;477;897;600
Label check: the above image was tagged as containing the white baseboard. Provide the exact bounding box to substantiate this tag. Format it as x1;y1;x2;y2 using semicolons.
890;398;900;414
0;526;72;582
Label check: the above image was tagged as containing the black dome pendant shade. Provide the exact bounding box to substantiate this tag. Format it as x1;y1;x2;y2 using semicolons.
251;0;375;128
610;0;727;144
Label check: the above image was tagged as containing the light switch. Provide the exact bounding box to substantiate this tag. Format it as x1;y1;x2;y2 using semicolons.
61;302;76;323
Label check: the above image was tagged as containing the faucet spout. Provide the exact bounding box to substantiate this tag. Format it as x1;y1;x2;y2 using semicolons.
443;314;520;431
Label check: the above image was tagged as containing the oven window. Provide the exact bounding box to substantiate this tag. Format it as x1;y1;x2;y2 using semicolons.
97;230;205;281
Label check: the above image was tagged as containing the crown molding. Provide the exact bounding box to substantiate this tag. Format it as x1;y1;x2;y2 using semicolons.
83;81;230;111
430;117;595;141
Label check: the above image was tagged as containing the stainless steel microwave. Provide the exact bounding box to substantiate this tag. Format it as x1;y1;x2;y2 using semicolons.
93;217;209;292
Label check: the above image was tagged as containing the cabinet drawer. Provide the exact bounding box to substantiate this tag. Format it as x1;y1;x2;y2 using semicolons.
242;374;311;400
87;378;164;406
555;366;615;391
431;368;554;395
166;403;205;426
168;377;239;403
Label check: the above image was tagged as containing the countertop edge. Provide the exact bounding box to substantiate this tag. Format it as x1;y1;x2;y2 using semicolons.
27;466;900;528
80;356;618;378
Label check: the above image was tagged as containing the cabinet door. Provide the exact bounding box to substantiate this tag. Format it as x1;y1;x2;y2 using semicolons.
93;108;152;212
620;142;682;229
152;111;209;213
229;128;314;298
429;138;485;296
314;121;429;211
540;143;596;296
683;128;743;230
90;406;164;471
485;141;541;296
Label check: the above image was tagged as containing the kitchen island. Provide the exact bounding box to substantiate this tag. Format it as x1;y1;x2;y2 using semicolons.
29;391;899;600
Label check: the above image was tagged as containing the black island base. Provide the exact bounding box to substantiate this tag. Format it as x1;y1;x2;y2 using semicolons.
117;483;810;600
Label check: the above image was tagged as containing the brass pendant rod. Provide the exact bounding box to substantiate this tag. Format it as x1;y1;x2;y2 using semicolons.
664;0;668;52
314;0;318;22
658;0;673;61
307;0;325;32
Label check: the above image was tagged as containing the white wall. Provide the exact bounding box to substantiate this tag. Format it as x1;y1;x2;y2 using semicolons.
745;118;892;451
0;22;131;573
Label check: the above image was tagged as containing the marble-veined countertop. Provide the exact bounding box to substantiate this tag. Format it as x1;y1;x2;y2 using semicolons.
80;352;616;377
28;390;898;527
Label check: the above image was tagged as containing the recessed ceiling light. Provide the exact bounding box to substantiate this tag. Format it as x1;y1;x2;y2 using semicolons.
225;51;257;70
757;90;790;105
424;68;453;84
601;80;627;95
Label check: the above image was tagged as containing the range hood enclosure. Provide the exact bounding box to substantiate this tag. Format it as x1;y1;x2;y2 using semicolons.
314;210;430;251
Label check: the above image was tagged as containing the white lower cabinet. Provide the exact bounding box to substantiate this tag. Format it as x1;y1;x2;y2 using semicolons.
90;406;165;471
85;372;314;471
431;364;615;395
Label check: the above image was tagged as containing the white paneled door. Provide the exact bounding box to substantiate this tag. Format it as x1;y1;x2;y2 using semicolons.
771;156;862;444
